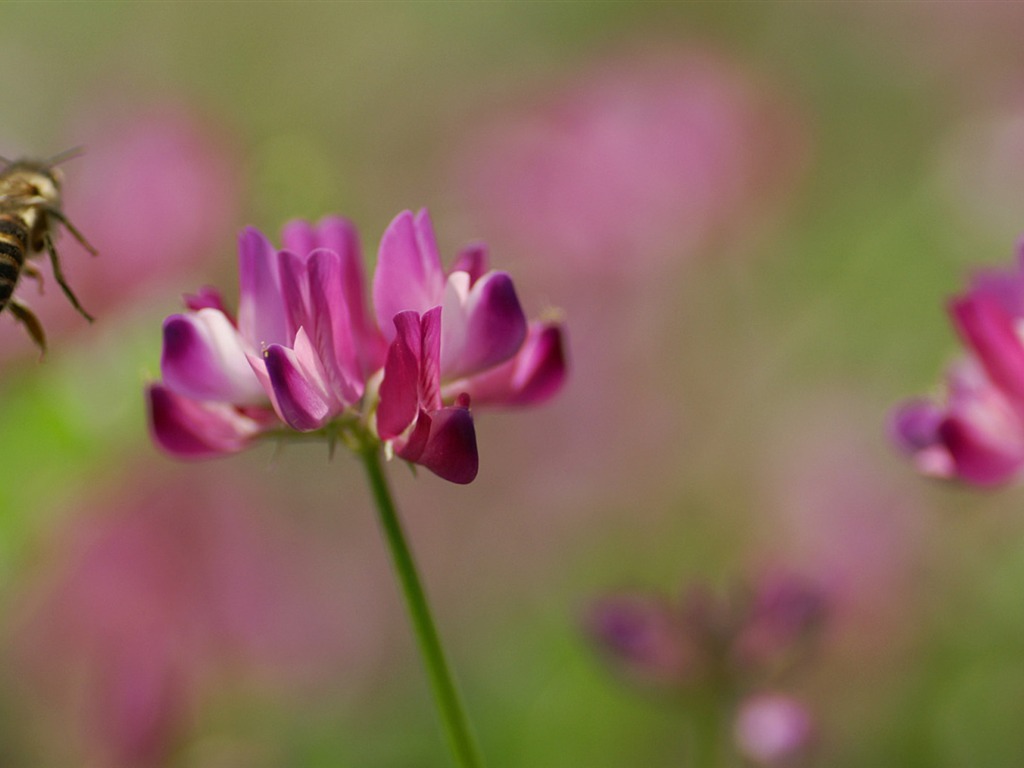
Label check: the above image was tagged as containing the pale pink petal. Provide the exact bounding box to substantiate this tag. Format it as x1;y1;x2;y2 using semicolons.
373;209;445;340
160;310;266;404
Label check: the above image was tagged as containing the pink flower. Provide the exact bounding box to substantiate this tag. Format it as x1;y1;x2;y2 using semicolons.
9;472;352;767
146;210;567;483
459;49;807;277
733;692;815;765
891;240;1024;485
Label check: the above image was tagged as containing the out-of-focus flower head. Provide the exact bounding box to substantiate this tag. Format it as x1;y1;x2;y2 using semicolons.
734;692;815;766
586;568;827;693
146;209;568;483
891;240;1024;486
459;48;807;278
0;100;242;354
8;471;352;767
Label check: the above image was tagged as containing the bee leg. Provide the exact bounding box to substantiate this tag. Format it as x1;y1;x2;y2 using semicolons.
23;263;44;294
43;206;99;256
43;232;93;322
8;299;46;356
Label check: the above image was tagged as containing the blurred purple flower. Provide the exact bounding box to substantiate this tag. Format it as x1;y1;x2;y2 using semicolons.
733;692;815;766
146;209;567;483
459;49;807;276
732;570;827;674
1;101;241;354
587;569;827;691
587;593;703;687
891;241;1024;485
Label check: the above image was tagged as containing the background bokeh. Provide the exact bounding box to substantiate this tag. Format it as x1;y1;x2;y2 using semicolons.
2;3;1024;766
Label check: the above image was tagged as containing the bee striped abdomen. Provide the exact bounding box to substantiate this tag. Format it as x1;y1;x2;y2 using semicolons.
0;214;28;311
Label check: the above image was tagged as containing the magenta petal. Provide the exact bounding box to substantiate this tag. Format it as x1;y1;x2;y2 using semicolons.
459;322;568;406
398;406;479;484
263;345;332;431
183;286;231;318
451;244;489;285
373;210;445;340
450;272;528;377
279;219;318;257
377;311;423;439
238;227;288;347
309;251;362;403
950;294;1024;403
889;400;944;456
939;415;1024;486
277;249;310;341
420;306;443;411
146;384;258;458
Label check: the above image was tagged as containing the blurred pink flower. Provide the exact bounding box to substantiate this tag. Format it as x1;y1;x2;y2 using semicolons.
891;241;1024;485
459;48;807;277
0;101;241;354
8;471;352;767
147;210;567;483
734;692;815;766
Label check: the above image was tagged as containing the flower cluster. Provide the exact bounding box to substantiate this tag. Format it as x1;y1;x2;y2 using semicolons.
587;570;825;765
891;240;1024;485
146;209;567;483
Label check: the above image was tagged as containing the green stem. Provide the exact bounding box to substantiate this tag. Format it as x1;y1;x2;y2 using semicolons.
359;445;484;768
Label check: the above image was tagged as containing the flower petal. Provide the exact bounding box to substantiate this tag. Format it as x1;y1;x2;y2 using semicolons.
237;227;288;347
161;310;266;404
377;311;425;439
183;286;232;318
309;250;363;404
263;342;333;431
373;209;445;340
939;413;1024;486
146;384;261;458
454;322;568;406
442;271;527;378
451;243;489;285
950;293;1024;403
397;405;479;484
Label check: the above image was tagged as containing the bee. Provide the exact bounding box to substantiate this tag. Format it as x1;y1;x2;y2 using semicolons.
0;149;97;353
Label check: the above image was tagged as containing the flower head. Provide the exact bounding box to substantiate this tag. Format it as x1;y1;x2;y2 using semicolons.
146;210;568;483
891;239;1024;485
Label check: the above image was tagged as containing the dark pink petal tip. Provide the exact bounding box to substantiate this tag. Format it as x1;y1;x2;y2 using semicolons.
183;286;231;317
263;345;331;432
938;416;1024;486
399;406;479;484
457;272;528;375
146;384;252;459
510;323;568;405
